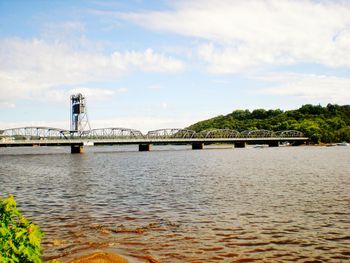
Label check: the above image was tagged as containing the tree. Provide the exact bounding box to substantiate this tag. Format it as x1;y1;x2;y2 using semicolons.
187;104;350;143
336;127;350;142
0;195;43;263
251;109;268;119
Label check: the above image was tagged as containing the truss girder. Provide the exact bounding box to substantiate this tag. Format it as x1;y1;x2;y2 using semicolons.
275;130;305;137
240;129;277;138
195;129;241;138
86;128;143;139
146;129;196;139
2;127;69;139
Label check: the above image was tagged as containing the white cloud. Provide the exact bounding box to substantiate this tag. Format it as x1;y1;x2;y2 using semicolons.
111;48;183;72
119;0;350;73
0;38;184;107
260;73;350;104
197;43;269;73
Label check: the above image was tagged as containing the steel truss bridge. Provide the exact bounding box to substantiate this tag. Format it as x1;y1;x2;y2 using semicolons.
0;127;308;153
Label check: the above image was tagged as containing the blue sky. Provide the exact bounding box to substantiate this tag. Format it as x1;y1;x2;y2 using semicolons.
1;0;350;132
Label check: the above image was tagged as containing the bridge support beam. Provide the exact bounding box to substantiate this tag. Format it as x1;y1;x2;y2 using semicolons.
234;142;246;148
192;142;204;150
139;144;151;151
268;141;279;147
71;144;84;154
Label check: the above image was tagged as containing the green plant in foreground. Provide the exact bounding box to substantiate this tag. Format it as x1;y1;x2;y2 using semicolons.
0;195;43;263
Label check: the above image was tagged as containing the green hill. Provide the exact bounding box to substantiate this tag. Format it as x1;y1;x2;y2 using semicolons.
187;104;350;144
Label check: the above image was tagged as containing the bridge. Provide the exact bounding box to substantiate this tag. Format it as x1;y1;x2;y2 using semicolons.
0;94;308;153
0;127;308;153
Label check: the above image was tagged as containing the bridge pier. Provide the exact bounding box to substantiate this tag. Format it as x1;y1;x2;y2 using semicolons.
268;141;279;147
71;144;84;154
139;144;151;151
192;142;204;150
234;142;246;148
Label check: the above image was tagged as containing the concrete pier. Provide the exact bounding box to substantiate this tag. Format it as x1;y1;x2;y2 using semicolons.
139;144;151;151
234;142;246;148
71;144;84;154
192;142;204;150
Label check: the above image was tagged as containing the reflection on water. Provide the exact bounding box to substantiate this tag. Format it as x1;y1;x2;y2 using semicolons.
0;146;350;262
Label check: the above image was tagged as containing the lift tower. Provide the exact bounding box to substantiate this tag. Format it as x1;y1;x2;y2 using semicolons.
70;93;91;137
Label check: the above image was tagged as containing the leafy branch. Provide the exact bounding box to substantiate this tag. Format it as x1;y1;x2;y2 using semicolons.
0;195;43;263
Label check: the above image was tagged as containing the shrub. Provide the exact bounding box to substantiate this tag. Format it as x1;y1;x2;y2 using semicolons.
0;195;43;263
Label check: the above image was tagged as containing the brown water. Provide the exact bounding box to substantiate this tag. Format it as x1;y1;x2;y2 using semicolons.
0;146;349;262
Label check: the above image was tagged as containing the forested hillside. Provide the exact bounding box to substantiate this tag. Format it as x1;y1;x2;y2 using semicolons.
187;104;350;143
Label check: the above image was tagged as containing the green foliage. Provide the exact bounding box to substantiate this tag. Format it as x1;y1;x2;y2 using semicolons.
187;104;350;144
0;195;43;263
336;127;350;142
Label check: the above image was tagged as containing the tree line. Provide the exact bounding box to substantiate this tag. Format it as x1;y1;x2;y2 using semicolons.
187;104;350;143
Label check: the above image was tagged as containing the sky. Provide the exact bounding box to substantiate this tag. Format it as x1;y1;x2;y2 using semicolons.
1;0;350;133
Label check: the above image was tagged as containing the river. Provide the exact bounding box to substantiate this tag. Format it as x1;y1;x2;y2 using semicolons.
0;145;349;262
